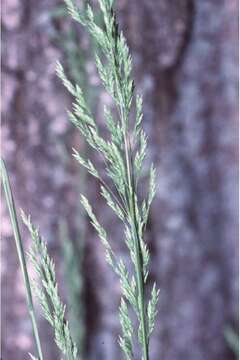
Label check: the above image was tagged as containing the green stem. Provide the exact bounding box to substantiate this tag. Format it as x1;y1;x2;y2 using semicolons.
117;90;149;360
0;158;44;360
126;143;149;360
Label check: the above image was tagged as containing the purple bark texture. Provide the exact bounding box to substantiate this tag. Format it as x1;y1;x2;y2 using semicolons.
1;0;238;360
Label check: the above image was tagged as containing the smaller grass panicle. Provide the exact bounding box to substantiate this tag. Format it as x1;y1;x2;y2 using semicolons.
0;158;43;360
21;211;78;360
57;1;160;359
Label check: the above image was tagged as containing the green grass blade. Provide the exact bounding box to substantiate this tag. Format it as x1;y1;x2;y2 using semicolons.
0;158;44;360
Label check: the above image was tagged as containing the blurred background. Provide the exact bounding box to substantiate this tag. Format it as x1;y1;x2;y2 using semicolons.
1;0;238;359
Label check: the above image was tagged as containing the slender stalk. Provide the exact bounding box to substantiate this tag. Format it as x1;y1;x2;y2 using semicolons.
123;122;149;360
131;199;149;360
0;158;43;360
114;47;149;360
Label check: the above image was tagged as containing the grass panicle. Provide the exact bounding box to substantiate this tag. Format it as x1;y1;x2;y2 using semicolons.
21;211;78;360
57;1;159;359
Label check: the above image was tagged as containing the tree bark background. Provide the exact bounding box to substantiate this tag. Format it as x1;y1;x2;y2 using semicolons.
1;0;238;360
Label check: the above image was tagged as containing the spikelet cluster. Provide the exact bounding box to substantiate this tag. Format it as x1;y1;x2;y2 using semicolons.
22;211;78;360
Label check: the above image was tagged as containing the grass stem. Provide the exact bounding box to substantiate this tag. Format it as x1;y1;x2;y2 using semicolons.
0;158;44;360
